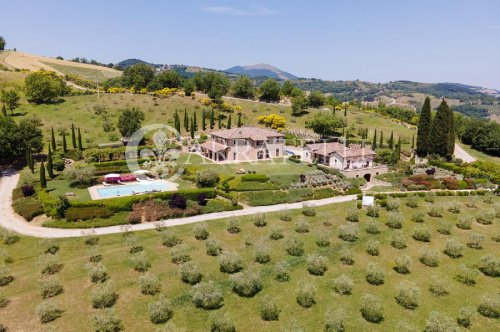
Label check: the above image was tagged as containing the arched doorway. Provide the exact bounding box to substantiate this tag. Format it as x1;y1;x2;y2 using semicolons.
364;173;371;182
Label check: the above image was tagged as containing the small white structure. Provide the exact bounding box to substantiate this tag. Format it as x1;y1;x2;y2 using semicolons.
362;195;375;206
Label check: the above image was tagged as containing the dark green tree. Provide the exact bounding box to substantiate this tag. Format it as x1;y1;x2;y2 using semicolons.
77;128;83;150
183;79;195;96
379;131;384;148
218;112;222;129
148;70;183;90
305;113;347;138
388;131;394;150
372;129;377;149
47;145;54;178
344;104;348;117
174;110;181;134
40;161;47;189
416;97;432;157
237;113;242;128
291;94;308;116
232;76;255;99
122;63;155;89
0;36;5;50
201;111;206;131
183;109;189;133
308;91;325;108
51;127;56;151
62;130;67;153
280;80;295;97
0;90;20;115
227;114;232;129
411;134;415;151
210;109;215;129
259;79;281;103
1;104;6;117
117;107;145;138
24;70;69;104
193;111;198;131
429;99;454;159
71;123;76;149
190;116;195;139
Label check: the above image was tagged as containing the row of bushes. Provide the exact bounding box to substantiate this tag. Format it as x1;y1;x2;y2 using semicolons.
429;159;500;184
200;199;243;214
227;178;278;191
243;188;340;206
357;190;491;200
240;174;269;182
65;207;114;222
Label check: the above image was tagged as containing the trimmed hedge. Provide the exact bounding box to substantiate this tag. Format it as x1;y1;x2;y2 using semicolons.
241;174;269;182
13;197;44;221
65;206;114;222
243;188;340;206
200;199;243;214
228;178;278;191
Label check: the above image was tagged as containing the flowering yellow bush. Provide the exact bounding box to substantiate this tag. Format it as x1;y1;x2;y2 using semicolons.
140;88;148;94
199;97;212;106
107;87;129;93
153;88;177;97
257;114;286;129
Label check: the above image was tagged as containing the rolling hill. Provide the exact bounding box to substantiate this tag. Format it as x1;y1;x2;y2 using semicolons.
225;63;298;80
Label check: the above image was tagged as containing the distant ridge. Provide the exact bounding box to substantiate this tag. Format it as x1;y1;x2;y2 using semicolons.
225;64;298;80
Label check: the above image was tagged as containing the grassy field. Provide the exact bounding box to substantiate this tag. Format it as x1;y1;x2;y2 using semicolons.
1;196;498;331
457;142;500;164
40;62;120;82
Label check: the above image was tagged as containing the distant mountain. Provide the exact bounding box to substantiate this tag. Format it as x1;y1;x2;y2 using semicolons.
225;64;298;80
117;58;161;69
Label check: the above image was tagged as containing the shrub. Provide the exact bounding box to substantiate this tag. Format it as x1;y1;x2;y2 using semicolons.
179;261;202;285
274;261;290;282
285;237;304;256
302;204;316;217
169;193;187;209
476;209;495;225
413;227;431;242
365;263;384;285
424;311;458;332
386;212;404;229
92;308;123;332
226;217;241;234
0;266;14;287
85;236;100;246
467;233;485;249
339;247;354;265
38;254;63;275
367;205;380;218
295;220;310;233
192;281;224;310
428;206;443;218
65;206;113;221
420;249;439;267
148;295;173;324
324;309;346;332
360;294;384;323
39;277;63;299
345;208;360;222
170;245;191;264
193;222;209;240
394;255;412;274
443;239;464;258
12;197;44;221
195;169;219;187
424;192;436;203
306;254;328;276
161;232;182;247
218;251;243;273
411;211;425;223
205;239;223;257
457;305;475;328
253;213;267;227
210;312;235;332
386;197;400;211
456;216;472;230
456;264;478;286
391;231;407;249
253;240;271;264
278;209;292;222
338;224;359;242
429;274;449;296
333;274;353;295
365;220;380;234
36;300;63;323
315;231;331;247
437;221;452;235
230;270;263;297
87;263;108;283
448;202;461;214
478;293;500;318
130;252;151;272
478;254;500;277
269;226;284;240
91;283;118;308
124;234;143;253
405;196;418;208
395;281;420;310
366;240;380;256
259;296;280;321
296;281;316;308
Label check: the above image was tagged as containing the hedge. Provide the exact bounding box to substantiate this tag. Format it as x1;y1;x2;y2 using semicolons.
243;188;340;206
92;159;149;168
228;178;278;191
200;199;243;214
13;197;44;221
362;190;490;201
316;164;346;178
241;174;269;182
65;206;114;222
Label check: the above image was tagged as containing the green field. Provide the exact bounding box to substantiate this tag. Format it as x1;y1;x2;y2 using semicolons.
40;62;121;83
1;195;498;331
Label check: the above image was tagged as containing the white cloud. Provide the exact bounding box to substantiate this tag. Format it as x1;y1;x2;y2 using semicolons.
201;5;277;16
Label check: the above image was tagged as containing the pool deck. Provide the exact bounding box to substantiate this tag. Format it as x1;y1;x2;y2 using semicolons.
88;179;179;200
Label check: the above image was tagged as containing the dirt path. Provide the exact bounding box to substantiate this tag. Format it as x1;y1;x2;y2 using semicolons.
454;143;476;163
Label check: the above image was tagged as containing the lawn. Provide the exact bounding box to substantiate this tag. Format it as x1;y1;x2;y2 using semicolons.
40;62;121;82
46;179;92;201
1;195;498;331
457;142;500;164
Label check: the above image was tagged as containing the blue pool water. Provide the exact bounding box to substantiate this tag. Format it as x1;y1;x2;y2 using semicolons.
96;182;174;198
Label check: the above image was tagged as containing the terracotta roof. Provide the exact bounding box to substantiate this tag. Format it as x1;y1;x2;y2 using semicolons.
210;127;284;141
306;142;376;158
305;142;344;156
200;141;229;153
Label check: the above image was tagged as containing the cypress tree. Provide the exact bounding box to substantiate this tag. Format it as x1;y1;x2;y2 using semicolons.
71;123;76;149
190;116;195;139
202;111;206;131
392;137;401;164
237;113;242;127
174;111;181;135
1;104;6;117
51;127;56;151
210;109;215;129
344;104;347;117
372;129;377;149
183;109;189;132
429;99;454;159
411;134;415;151
227;114;232;129
47;145;54;179
62;131;67;153
388;130;394;149
379;131;384;148
77;128;83;150
40;162;47;189
193;111;198;130
218;112;222;129
416;97;432;157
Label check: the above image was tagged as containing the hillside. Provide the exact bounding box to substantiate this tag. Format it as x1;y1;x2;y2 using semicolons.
225;64;298;80
0;51;121;82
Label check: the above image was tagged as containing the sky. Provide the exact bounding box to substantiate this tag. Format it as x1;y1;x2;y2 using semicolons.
2;0;500;89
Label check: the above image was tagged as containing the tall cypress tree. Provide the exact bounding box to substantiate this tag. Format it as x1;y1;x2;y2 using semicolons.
190;116;195;139
77;128;83;150
372;129;377;149
429;99;454;159
227;114;232;129
416;96;432;157
388;130;394;149
237;113;242;128
202;111;206;131
1;104;6;117
62;131;67;153
411;134;415;151
51;127;56;151
210;109;215;129
379;131;384;148
71;123;76;149
193;111;198;131
40;162;47;189
183;109;189;132
218;112;222;129
344;104;347;117
47;145;54;179
174;111;181;135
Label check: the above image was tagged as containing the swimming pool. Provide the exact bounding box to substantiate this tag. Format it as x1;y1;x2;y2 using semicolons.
95;181;177;199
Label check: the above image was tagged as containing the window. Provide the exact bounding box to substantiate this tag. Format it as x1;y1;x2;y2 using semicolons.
276;149;279;156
